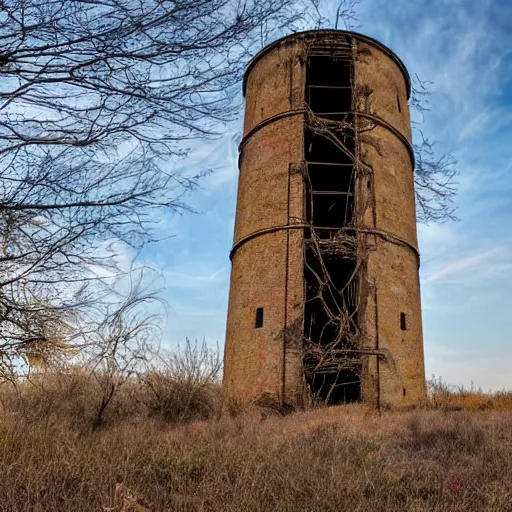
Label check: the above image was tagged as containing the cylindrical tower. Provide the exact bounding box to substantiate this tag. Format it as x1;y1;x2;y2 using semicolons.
223;30;426;408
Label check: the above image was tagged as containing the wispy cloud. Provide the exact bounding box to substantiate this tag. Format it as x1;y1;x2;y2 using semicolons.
458;111;493;141
424;247;502;284
164;265;229;289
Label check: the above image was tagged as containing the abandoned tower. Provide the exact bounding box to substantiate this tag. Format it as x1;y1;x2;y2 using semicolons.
223;30;426;408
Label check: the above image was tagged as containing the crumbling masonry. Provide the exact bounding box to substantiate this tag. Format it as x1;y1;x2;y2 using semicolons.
223;30;426;408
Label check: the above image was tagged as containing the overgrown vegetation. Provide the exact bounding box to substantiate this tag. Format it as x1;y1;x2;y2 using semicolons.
428;376;512;412
0;339;224;431
1;362;512;511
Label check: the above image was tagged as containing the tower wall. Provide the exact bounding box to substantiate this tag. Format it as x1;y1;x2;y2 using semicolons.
224;31;426;408
354;41;425;406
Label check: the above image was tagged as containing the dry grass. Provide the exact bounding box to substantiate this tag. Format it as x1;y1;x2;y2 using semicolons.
1;374;512;511
0;369;227;432
428;376;512;412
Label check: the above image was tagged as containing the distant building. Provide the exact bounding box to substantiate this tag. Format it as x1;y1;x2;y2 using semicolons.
223;30;426;408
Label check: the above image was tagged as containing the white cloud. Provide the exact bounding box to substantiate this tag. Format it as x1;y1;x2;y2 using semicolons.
423;247;502;284
458;110;493;141
164;265;229;289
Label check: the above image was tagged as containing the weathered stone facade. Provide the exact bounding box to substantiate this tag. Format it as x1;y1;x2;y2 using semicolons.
223;30;426;408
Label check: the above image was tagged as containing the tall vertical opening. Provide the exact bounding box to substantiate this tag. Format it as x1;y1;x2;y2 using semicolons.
303;42;361;404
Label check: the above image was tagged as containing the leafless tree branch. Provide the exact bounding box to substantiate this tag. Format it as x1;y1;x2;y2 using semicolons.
0;0;306;372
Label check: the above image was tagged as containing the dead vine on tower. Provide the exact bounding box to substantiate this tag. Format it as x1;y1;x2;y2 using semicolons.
300;39;391;402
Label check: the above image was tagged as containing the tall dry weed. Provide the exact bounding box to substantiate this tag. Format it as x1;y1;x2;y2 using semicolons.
1;366;512;510
428;375;512;411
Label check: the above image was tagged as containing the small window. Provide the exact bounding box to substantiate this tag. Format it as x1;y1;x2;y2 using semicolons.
403;388;407;397
255;307;264;328
400;312;407;331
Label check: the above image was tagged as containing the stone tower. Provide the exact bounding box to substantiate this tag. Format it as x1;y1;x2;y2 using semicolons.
223;30;426;408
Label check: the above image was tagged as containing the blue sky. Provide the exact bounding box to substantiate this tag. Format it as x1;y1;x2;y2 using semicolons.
143;0;512;391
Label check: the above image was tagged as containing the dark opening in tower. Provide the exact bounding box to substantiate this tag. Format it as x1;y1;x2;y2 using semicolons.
303;45;361;404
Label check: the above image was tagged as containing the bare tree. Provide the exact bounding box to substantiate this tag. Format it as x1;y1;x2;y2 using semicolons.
86;275;163;429
0;0;307;373
334;0;361;29
306;0;360;29
411;75;458;223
